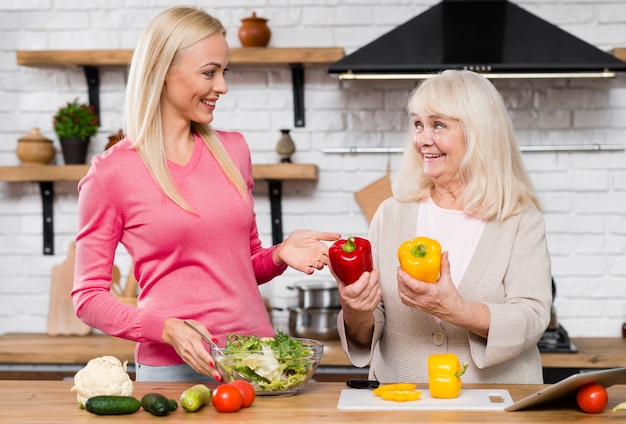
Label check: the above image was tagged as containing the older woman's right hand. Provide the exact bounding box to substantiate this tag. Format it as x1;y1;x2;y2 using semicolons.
335;269;381;314
332;267;381;346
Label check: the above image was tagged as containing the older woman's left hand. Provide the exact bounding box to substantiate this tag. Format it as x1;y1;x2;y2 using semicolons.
274;230;341;274
397;251;490;338
397;251;462;316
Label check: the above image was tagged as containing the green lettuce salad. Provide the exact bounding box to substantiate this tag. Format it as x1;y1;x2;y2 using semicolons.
221;331;315;391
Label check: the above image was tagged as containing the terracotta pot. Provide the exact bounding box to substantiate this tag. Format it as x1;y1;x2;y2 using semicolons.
60;137;90;164
105;129;124;150
238;12;271;47
15;127;56;166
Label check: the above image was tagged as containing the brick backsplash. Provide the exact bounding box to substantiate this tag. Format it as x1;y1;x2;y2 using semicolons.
0;1;625;337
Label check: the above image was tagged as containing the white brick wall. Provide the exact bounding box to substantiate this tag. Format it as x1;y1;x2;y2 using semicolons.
1;0;625;337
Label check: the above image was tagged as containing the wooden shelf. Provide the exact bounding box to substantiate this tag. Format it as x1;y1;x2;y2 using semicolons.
0;164;318;254
0;165;89;182
611;47;626;62
16;47;344;67
0;163;317;183
16;47;344;128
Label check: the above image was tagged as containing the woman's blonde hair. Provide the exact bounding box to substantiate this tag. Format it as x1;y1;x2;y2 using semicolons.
393;70;540;221
124;6;247;211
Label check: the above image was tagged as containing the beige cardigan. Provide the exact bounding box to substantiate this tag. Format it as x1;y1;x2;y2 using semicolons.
338;197;552;384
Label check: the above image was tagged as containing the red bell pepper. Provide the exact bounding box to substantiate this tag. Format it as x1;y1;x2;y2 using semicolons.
329;237;373;285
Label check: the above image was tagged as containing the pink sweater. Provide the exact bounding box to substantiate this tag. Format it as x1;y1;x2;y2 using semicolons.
71;131;286;366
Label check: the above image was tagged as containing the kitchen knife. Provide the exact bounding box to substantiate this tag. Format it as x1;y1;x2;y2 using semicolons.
346;379;380;389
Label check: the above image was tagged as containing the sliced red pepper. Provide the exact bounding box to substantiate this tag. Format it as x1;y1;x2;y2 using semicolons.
329;236;373;285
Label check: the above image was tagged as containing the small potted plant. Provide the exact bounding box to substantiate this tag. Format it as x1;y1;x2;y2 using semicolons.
53;98;99;164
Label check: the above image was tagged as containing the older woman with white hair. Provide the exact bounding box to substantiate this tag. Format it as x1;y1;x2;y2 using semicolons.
332;70;552;384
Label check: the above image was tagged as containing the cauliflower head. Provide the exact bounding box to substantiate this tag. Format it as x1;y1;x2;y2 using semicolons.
71;355;134;407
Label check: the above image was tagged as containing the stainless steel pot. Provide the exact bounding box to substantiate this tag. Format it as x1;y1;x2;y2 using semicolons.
288;281;340;309
288;307;339;340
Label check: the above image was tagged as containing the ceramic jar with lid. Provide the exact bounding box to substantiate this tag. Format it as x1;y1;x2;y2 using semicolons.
238;12;271;47
15;127;56;166
275;129;296;162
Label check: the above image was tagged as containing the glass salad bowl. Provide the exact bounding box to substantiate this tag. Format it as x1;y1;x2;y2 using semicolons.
210;332;324;396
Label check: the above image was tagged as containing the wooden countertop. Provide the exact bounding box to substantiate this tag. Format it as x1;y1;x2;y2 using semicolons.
2;380;626;423
1;333;625;369
541;338;626;369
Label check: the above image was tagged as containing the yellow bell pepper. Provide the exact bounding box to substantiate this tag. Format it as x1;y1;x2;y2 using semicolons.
373;383;421;402
397;237;441;283
428;354;468;399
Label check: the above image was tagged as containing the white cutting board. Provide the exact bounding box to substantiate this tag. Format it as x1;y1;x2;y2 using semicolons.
337;388;513;411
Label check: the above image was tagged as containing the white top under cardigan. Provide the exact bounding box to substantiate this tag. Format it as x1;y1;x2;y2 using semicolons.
337;197;552;384
417;197;486;288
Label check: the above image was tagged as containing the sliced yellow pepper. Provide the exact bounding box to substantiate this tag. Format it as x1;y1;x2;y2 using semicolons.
373;383;421;402
379;390;422;402
428;353;468;399
372;383;416;396
398;237;441;283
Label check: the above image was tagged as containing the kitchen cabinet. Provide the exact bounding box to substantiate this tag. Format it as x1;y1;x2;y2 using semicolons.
0;163;317;254
3;379;626;423
16;47;344;128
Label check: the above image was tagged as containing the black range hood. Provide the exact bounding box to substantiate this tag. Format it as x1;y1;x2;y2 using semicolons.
329;0;626;79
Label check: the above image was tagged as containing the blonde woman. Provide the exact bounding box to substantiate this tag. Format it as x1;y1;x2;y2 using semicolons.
72;6;339;382
332;70;552;384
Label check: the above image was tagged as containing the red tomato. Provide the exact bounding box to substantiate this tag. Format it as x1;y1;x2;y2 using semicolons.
228;380;256;407
576;383;608;414
212;384;243;413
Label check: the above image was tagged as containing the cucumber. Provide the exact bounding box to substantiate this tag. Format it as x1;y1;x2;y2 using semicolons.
141;393;171;416
85;395;141;415
180;384;212;412
168;398;178;411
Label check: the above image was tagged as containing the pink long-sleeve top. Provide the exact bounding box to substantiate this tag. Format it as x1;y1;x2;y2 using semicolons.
71;131;287;366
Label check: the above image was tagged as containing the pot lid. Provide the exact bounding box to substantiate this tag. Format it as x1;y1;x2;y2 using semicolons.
19;127;52;143
289;281;339;291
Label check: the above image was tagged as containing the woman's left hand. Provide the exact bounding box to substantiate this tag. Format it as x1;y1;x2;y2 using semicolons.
274;230;341;274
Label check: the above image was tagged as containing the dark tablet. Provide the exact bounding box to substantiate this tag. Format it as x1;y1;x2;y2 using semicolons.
505;367;626;411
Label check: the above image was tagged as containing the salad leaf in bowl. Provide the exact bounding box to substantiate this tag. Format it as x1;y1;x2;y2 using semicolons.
211;331;323;396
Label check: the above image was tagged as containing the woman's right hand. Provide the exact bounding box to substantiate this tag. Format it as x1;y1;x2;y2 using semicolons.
161;318;222;381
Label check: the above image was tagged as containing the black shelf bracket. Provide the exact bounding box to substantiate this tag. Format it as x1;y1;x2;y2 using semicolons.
83;64;302;128
291;64;305;128
39;182;54;255
268;180;283;245
83;65;101;125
